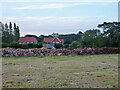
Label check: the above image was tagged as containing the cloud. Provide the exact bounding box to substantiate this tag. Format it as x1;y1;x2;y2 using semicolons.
13;2;115;10
5;16;54;21
4;16;111;22
3;16;117;36
14;3;79;10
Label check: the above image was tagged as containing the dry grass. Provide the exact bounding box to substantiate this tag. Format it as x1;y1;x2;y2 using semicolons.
2;54;119;88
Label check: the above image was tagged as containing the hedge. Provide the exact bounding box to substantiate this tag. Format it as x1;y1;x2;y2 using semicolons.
1;42;43;49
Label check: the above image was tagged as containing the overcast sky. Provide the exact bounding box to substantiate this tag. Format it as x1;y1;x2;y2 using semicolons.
1;1;118;36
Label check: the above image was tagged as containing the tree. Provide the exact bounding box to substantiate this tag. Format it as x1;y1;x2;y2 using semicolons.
71;41;81;48
14;23;17;42
54;43;63;49
52;33;59;38
1;21;20;44
63;44;69;48
0;22;4;43
9;22;13;42
16;26;20;41
98;22;120;47
9;22;12;34
82;29;101;48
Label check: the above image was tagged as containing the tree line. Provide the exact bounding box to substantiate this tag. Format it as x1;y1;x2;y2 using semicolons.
0;21;120;48
0;21;20;43
26;22;120;48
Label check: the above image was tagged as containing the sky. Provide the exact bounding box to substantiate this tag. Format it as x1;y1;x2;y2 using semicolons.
0;1;118;36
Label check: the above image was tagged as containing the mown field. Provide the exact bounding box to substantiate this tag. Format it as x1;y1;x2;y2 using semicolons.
2;54;119;88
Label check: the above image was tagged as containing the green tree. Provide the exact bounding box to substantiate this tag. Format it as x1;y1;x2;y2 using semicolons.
9;22;13;42
82;29;101;48
71;41;80;48
98;22;120;47
54;43;63;49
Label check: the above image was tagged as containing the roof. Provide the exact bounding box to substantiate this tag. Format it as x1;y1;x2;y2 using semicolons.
18;37;37;42
60;39;64;43
44;38;64;43
44;38;54;42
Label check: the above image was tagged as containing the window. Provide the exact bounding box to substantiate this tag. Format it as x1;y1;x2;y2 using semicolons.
27;42;29;44
31;42;33;43
19;42;21;44
23;42;25;44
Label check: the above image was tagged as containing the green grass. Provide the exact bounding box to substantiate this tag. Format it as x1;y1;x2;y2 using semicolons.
2;54;119;88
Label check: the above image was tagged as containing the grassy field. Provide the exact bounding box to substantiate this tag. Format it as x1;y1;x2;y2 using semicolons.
2;54;119;88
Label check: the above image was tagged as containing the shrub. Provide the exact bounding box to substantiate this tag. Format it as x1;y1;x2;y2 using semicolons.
2;42;9;48
36;43;43;48
21;44;28;49
28;43;36;48
54;43;63;49
63;44;69;48
71;41;81;49
9;42;20;48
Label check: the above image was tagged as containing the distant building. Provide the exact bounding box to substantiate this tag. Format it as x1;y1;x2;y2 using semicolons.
44;38;64;44
43;37;64;48
18;37;38;44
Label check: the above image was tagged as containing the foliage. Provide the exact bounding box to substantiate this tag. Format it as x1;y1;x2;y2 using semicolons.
2;42;8;48
9;42;21;48
63;44;69;48
28;43;36;48
1;21;120;48
71;41;81;48
82;29;101;48
35;43;43;48
21;44;28;49
54;43;63;49
1;22;20;43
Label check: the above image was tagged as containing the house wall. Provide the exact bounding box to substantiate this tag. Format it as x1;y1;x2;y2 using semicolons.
43;44;54;49
19;41;37;44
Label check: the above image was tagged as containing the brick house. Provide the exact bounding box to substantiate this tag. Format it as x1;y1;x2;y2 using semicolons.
43;38;64;48
44;38;64;44
18;37;38;44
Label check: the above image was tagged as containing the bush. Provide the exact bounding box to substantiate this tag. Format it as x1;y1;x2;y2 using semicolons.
1;42;42;49
2;42;9;48
21;44;28;49
54;43;63;49
9;42;21;48
63;44;69;48
28;43;36;48
71;41;81;49
36;43;43;48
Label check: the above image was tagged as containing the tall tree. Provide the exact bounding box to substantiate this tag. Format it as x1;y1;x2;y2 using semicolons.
14;23;17;42
98;22;120;47
2;23;10;43
16;26;20;41
82;29;101;48
9;22;13;42
9;22;12;34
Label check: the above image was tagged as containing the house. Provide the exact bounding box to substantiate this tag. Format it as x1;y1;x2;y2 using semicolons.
44;38;64;44
43;37;64;48
18;37;38;44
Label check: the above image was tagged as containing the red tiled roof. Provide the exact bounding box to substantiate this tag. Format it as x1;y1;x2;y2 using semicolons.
44;38;64;43
18;37;37;42
44;38;54;42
